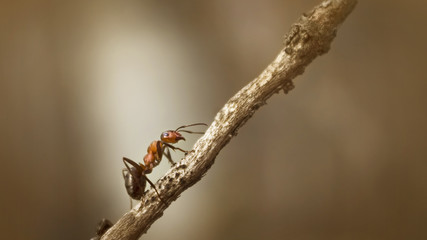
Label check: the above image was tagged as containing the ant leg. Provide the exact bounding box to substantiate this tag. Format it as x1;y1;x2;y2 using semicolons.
143;175;166;205
163;142;188;154
163;147;175;166
123;157;148;177
123;157;142;173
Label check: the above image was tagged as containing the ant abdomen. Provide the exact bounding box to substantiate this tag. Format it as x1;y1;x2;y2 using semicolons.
122;166;146;200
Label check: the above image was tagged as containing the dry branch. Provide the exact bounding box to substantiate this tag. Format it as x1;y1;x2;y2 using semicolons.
100;0;357;239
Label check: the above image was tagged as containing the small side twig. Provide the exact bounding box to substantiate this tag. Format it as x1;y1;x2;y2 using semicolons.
101;0;357;239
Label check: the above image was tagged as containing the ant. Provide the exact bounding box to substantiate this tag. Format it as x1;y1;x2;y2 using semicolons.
90;218;113;240
122;123;207;208
143;123;207;172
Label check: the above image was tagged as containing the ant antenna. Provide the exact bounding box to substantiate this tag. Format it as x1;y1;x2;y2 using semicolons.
175;123;208;134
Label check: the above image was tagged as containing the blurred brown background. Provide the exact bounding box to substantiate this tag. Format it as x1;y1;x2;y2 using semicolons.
1;0;426;239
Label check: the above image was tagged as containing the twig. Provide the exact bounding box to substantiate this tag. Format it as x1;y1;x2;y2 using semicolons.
100;0;357;239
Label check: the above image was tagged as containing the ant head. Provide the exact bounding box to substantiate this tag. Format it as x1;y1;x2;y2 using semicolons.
160;130;185;143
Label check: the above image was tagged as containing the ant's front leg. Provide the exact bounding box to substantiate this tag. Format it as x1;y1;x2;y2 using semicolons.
184;149;195;156
163;142;188;154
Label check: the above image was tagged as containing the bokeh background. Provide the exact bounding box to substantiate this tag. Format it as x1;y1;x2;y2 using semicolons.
1;0;426;239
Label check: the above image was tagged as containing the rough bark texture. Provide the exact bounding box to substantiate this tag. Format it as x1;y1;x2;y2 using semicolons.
100;0;357;239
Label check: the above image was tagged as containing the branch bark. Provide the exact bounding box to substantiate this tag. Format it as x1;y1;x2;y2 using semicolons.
100;0;357;239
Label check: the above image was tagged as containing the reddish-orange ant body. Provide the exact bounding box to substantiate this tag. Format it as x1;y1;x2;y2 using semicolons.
122;123;207;207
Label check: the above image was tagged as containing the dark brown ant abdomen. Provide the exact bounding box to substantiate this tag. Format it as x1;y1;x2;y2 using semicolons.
122;167;146;200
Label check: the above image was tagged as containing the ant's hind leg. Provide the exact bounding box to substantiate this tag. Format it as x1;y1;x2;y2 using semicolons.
144;176;166;205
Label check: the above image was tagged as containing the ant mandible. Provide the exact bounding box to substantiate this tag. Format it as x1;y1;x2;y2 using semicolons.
122;123;207;207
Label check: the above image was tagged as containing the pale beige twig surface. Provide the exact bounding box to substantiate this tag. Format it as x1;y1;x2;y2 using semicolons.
100;0;357;239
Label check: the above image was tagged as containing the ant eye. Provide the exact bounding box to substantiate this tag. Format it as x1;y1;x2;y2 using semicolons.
162;132;169;137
